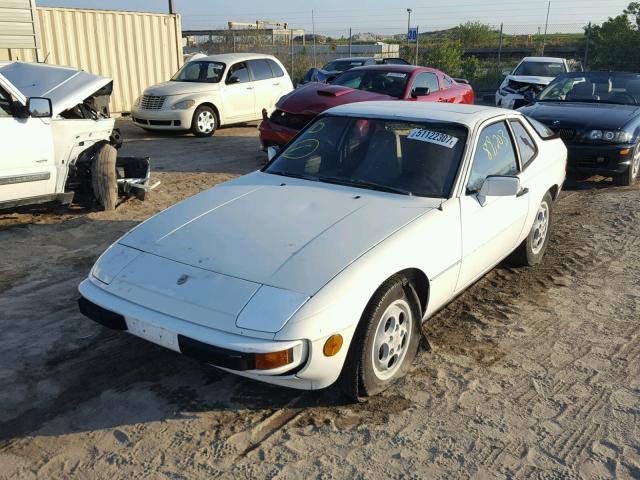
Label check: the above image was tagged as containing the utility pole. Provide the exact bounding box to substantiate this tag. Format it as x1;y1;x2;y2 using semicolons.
542;1;550;55
312;9;317;68
168;0;175;14
406;8;412;50
584;21;591;69
414;26;419;65
497;23;504;76
349;27;352;57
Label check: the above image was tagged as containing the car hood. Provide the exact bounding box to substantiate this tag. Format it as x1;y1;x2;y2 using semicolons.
143;80;220;97
0;61;112;116
506;75;555;86
118;171;434;296
519;101;640;130
276;83;395;116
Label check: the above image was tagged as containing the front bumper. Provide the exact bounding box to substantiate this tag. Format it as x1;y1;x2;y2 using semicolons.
495;91;529;109
131;106;194;131
78;278;346;390
565;143;634;175
258;118;298;150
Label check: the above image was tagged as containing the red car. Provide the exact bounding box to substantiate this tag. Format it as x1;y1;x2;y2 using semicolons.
259;64;474;149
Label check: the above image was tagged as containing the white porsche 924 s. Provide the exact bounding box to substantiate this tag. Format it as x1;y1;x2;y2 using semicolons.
79;102;566;398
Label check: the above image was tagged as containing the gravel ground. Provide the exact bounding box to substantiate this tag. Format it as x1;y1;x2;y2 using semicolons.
0;120;639;479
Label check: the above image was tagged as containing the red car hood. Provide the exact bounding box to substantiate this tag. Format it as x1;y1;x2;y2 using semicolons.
277;83;395;115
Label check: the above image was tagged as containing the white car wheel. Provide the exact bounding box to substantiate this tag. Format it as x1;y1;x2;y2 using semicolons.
371;299;413;381
530;201;550;255
510;191;554;266
191;106;217;137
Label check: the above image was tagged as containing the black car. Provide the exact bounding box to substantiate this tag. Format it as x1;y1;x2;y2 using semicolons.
300;57;410;86
519;71;640;185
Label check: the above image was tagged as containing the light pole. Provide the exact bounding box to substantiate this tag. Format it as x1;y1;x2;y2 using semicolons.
406;8;412;50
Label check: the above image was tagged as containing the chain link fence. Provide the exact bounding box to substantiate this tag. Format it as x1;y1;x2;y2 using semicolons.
185;23;590;97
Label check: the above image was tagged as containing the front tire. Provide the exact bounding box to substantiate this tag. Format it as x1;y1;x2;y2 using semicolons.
91;143;118;211
191;105;217;137
616;143;640;186
510;191;553;266
338;276;421;400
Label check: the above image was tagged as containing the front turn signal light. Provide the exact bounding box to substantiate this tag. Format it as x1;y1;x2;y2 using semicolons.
254;349;292;370
323;334;343;357
620;148;631;156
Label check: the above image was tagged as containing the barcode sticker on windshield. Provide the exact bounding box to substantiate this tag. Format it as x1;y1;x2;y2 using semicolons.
407;128;459;148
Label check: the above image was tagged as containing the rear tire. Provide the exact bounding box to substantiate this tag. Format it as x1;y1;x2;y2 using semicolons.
510;191;553;266
338;275;421;400
191;105;217;137
91;144;118;211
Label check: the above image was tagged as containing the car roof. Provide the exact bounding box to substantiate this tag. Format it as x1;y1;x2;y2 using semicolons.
325;101;506;127
194;53;280;64
328;57;374;62
521;56;565;63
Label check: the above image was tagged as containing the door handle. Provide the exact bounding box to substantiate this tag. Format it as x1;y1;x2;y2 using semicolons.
273;83;280;86
246;86;254;90
516;187;529;197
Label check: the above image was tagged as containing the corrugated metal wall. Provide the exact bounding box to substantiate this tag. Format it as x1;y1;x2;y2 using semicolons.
0;0;39;50
0;7;183;114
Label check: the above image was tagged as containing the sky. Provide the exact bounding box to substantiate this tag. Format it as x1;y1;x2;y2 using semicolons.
38;0;630;35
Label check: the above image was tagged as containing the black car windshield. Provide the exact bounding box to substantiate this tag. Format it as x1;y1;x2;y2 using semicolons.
513;61;566;77
171;61;225;83
322;59;366;72
537;72;640;105
264;116;468;198
331;69;409;98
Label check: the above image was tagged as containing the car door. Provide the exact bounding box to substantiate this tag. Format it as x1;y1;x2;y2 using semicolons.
267;59;292;100
247;59;279;119
407;72;444;102
455;120;529;292
0;82;56;204
221;61;255;121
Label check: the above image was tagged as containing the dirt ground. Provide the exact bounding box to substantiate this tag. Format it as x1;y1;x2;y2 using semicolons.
0;120;639;479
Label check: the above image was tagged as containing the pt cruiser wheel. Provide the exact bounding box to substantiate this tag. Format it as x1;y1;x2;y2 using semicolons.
339;275;421;400
510;191;553;266
191;105;217;137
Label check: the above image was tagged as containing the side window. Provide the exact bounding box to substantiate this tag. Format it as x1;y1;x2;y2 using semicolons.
227;62;250;84
467;121;518;193
0;86;15;117
248;59;273;81
443;75;454;88
411;72;440;94
268;59;284;77
510;120;537;168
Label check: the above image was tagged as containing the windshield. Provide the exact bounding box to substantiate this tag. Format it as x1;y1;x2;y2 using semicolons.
323;60;366;72
513;61;566;77
331;69;409;98
264;116;468;198
538;72;640;105
171;61;226;83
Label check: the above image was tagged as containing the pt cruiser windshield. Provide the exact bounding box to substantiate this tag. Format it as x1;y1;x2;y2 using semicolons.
265;116;468;198
171;61;226;83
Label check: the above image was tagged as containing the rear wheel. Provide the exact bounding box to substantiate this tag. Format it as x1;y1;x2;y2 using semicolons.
191;105;217;137
338;276;421;400
510;191;553;266
91;144;118;211
616;142;640;186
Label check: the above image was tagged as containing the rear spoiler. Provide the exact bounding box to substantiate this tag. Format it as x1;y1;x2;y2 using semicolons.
453;77;469;84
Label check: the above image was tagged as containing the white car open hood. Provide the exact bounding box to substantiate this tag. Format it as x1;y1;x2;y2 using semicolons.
119;171;436;296
506;75;554;86
0;62;112;116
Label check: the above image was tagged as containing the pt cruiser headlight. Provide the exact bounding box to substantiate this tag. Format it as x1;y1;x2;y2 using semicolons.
588;130;633;143
171;99;195;110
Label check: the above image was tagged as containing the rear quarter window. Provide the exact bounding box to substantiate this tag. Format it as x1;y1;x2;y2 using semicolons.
525;117;556;139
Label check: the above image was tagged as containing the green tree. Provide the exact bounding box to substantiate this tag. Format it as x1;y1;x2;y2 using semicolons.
420;42;464;77
454;22;497;47
588;7;640;71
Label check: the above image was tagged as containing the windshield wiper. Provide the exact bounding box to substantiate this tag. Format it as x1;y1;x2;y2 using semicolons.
318;176;413;196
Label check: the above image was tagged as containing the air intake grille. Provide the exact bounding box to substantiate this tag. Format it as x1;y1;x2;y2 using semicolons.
140;95;166;110
556;128;576;141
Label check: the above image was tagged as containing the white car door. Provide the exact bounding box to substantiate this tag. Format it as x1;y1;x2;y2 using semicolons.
266;58;293;100
221;61;256;122
247;59;280;118
0;83;56;204
456;120;529;291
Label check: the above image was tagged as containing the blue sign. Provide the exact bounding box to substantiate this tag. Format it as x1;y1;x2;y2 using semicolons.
407;27;417;42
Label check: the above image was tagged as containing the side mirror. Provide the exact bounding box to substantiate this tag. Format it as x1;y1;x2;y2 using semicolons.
411;87;430;98
227;76;240;85
267;145;280;161
27;97;52;118
502;69;512;77
325;74;338;84
477;175;520;206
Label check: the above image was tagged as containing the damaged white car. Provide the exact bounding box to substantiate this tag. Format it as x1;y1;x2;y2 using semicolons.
0;62;156;211
495;57;569;110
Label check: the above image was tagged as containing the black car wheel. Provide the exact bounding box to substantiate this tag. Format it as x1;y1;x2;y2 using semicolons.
616;143;640;186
